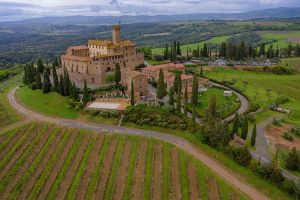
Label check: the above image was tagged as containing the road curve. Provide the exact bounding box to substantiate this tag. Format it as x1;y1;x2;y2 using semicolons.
8;87;268;200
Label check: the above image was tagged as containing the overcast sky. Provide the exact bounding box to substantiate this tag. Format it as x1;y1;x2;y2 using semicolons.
0;0;300;21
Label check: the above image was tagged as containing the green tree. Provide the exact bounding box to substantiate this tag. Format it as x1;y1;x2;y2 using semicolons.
232;112;239;135
72;82;78;100
184;83;188;104
251;124;257;147
209;94;217;117
22;66;28;85
164;43;169;60
202;43;208;58
35;70;42;89
157;69;166;99
177;41;181;55
173;73;181;94
82;79;89;104
42;69;51;93
52;65;59;92
130;79;135;106
241;116;248;140
259;43;266;57
59;75;64;96
168;86;175;108
114;63;121;85
200;66;203;77
37;59;44;73
53;57;59;67
191;76;199;106
63;69;70;96
176;93;181;113
285;147;300;171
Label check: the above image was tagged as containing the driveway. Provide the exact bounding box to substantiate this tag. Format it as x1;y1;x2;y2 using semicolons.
8;87;268;200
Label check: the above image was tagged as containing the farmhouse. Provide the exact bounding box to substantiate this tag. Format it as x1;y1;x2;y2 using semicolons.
121;70;148;99
61;25;144;85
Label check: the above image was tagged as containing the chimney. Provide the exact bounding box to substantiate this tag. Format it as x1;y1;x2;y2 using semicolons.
112;25;121;44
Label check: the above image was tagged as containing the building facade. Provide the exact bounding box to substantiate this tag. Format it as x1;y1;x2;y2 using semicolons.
61;25;144;85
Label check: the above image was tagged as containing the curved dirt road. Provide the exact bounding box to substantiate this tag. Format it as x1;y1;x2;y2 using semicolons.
8;87;268;200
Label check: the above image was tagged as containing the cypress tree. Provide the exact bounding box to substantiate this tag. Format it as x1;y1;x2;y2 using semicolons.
251;124;257;147
173;73;181;94
35;70;42;89
184;83;188;104
170;46;173;61
23;65;28;85
157;68;166;99
177;41;181;55
52;65;59;92
232;112;239;135
83;79;89;104
285;147;300;171
114;63;121;85
192;108;196;122
59;75;64;96
168;86;175;109
72;82;78;100
241;116;248;140
42;69;51;93
176;92;181;113
209;94;217;117
27;63;35;84
191;76;199;106
173;41;177;58
130;79;135;106
203;43;208;57
164;43;169;60
200;66;203;77
37;59;44;73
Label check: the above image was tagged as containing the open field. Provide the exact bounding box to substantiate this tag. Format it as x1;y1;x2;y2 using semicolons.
152;35;230;55
0;123;249;200
257;31;300;48
204;67;300;124
282;57;300;71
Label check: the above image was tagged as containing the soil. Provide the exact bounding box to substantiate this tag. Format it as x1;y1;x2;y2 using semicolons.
169;147;181;200
112;140;132;200
75;134;104;200
131;140;147;200
0;127;25;159
208;178;221;200
264;124;300;150
94;139;117;199
37;132;77;200
152;143;163;200
187;161;200;200
55;133;91;200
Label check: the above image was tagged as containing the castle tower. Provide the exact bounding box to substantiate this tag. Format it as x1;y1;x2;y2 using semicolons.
112;25;121;44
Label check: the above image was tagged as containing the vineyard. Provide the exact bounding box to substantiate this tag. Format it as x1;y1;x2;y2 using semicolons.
0;123;250;200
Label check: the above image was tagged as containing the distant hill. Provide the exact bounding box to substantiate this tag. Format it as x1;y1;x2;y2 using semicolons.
1;7;300;26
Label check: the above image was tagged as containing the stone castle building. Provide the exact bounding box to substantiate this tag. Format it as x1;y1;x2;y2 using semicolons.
61;25;144;85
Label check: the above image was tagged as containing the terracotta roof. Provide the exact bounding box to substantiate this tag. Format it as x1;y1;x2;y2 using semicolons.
70;46;89;50
126;70;146;78
88;40;134;48
61;54;91;62
143;63;184;72
166;73;193;83
94;53;122;58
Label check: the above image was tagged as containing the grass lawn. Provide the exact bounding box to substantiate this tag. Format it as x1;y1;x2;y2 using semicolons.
146;60;168;65
152;35;230;55
257;31;300;48
204;67;300;124
192;87;240;118
282;57;300;71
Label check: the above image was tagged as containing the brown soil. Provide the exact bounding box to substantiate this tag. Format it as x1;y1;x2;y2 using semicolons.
37;132;77;200
131;140;147;200
17;129;66;200
112;140;132;200
0;125;42;179
208;178;221;200
1;126;55;198
152;143;163;200
169;148;181;200
187;161;200;200
75;134;104;200
55;133;91;200
264;124;300;150
94;139;117;199
0;127;25;159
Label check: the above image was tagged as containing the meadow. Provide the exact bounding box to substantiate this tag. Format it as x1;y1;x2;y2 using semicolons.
0;123;248;200
256;31;300;48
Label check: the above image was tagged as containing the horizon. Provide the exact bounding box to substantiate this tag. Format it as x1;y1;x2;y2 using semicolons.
1;0;300;22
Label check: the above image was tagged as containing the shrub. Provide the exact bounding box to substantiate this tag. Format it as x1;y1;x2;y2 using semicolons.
283;132;294;141
285;147;299;171
230;147;252;166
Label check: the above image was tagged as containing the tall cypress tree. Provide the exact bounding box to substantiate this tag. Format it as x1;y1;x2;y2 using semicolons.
157;69;166;99
37;59;44;73
52;65;59;92
42;69;51;93
130;79;135;106
184;83;188;104
285;147;300;171
35;70;42;89
23;65;28;85
251;124;257;147
191;76;199;106
83;79;89;104
173;73;181;94
232;112;239;135
173;41;177;59
114;63;121;85
72;82;78;100
164;43;169;60
209;94;217;117
168;86;175;109
177;41;181;55
241;116;248;140
59;75;64;96
200;66;203;77
176;92;181;113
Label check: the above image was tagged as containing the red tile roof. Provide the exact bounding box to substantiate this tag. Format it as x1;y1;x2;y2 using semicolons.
143;63;184;72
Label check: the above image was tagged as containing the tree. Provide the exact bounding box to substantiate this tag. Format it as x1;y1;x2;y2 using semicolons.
168;86;175;108
202;43;208;58
157;69;166;99
259;43;265;57
37;59;44;73
52;65;59;92
173;73;181;94
72;82;78;100
200;66;203;77
251;124;257;147
59;75;64;96
177;41;181;55
164;43;169;60
232;112;239;135
42;69;51;93
209;94;217;117
241;116;248;140
82;79;89;104
176;92;181;113
285;148;299;171
130;79;135;106
35;70;42;89
22;66;28;85
184;83;188;104
63;69;70;96
191;76;199;106
53;57;59;67
114;63;121;85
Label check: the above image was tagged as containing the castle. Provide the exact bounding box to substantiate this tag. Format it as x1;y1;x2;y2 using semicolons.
61;25;144;85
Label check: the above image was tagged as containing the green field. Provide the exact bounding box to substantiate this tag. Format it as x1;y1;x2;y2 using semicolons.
257;31;300;48
0;123;249;199
152;35;230;55
204;67;300;124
